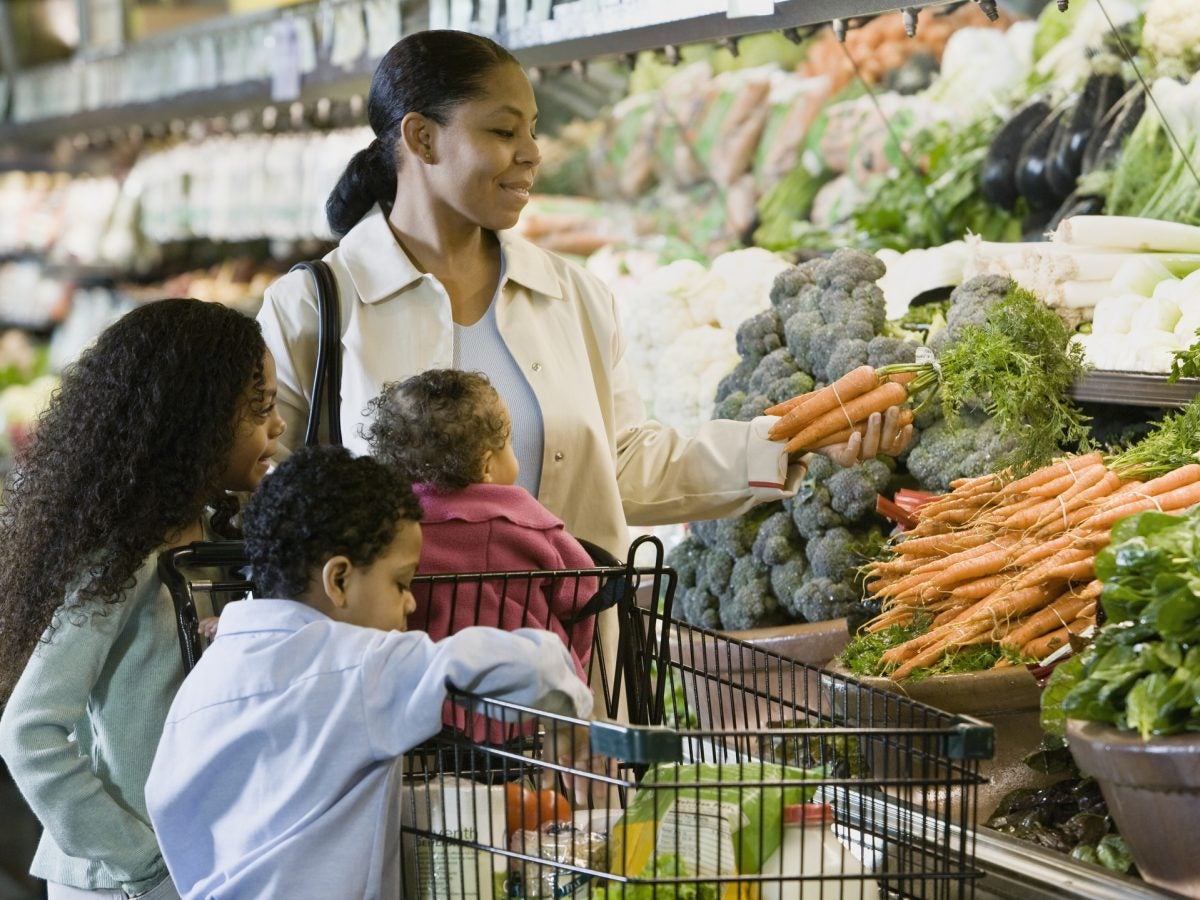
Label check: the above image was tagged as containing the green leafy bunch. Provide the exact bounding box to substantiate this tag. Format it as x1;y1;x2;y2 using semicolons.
1108;394;1200;478
1042;507;1200;740
933;283;1093;474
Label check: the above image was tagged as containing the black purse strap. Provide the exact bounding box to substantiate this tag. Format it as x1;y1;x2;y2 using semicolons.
289;260;343;447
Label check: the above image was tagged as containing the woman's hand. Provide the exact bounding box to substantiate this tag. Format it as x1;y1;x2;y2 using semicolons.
198;616;220;640
819;406;912;467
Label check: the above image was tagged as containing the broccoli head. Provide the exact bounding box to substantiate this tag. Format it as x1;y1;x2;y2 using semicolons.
752;509;803;566
769;557;808;616
697;548;735;596
790;483;847;540
715;357;758;402
747;348;800;397
737;393;773;421
929;274;1011;354
767;370;816;405
712;505;774;557
770;265;815;308
783;309;824;372
867;335;918;370
827;458;893;521
689;518;720;547
906;413;1013;492
677;585;721;631
712;390;746;421
815;249;887;297
722;555;783;631
792;575;876;630
808;322;875;381
665;535;706;590
824;338;870;383
735;308;783;359
805;525;888;584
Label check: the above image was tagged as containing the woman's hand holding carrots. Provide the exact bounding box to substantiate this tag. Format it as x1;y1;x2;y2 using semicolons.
765;365;915;462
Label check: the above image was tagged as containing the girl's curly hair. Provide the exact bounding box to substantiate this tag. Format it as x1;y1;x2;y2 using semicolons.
0;299;267;696
367;369;509;491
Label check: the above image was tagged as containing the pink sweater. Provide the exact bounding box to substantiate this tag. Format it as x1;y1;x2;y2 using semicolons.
410;483;598;676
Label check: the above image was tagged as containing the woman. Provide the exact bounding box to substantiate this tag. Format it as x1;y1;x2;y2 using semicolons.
257;30;909;560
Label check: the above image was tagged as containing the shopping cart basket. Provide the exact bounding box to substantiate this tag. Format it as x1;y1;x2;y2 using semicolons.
400;562;995;900
157;535;672;723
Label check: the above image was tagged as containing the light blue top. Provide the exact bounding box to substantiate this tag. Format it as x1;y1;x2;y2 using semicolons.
455;251;546;496
144;600;592;900
0;551;185;896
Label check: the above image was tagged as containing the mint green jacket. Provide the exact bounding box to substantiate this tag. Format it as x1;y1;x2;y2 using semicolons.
0;550;185;895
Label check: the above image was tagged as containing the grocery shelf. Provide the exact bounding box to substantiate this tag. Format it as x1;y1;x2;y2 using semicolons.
1068;371;1200;408
0;0;982;148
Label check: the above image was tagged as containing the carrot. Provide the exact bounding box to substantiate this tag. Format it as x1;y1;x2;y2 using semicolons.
768;365;880;440
891;530;993;558
1033;471;1124;535
890;624;992;679
763;389;819;417
783;381;909;454
1001;590;1096;648
1011;533;1072;568
1023;626;1071;661
1000;453;1103;497
949;574;1009;600
932;602;974;626
815;407;915;448
929;538;1019;589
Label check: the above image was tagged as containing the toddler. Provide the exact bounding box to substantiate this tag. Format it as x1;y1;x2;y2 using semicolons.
145;446;591;900
367;369;599;674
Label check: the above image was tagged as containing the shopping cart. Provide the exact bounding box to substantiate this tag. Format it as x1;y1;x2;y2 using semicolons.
400;550;996;900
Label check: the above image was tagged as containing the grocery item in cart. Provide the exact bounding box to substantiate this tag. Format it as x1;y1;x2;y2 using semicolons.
509;816;612;899
759;802;879;900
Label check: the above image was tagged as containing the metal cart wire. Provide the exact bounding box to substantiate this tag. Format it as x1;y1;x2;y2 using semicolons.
159;536;995;898
399;538;995;900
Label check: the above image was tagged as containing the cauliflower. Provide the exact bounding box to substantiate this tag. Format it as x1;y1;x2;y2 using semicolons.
655;326;740;430
1139;0;1200;68
709;247;793;330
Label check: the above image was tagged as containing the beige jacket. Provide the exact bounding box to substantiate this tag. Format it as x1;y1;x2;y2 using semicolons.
258;206;796;558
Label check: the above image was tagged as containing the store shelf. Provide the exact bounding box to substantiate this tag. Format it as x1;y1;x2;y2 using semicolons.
1068;371;1200;408
0;0;978;148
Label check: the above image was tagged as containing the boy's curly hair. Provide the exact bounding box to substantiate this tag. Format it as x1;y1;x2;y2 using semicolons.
243;445;423;599
366;369;509;491
0;299;267;696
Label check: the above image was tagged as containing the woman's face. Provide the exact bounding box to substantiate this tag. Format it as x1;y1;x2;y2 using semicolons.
429;63;541;232
220;352;287;493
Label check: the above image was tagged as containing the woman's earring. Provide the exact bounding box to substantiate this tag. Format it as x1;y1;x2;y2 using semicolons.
424;151;432;162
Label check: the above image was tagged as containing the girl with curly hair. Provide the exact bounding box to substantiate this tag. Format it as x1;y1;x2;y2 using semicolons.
0;298;286;900
367;369;596;678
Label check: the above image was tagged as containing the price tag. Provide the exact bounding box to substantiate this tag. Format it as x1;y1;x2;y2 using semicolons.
727;0;774;16
270;18;301;102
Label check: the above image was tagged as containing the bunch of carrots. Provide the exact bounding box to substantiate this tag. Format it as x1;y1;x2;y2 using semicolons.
861;452;1200;678
766;364;924;451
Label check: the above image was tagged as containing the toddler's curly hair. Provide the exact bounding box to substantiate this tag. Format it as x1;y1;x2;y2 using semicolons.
367;369;509;491
243;445;422;599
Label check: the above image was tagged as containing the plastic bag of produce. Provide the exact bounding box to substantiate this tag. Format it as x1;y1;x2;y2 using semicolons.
688;67;774;188
509;815;614;899
753;73;834;191
654;62;712;190
592;93;659;200
608;762;824;899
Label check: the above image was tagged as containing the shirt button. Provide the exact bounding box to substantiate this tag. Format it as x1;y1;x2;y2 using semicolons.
554;451;564;461
531;362;542;372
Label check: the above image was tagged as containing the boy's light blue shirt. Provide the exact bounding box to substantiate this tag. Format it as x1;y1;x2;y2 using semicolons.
144;599;592;900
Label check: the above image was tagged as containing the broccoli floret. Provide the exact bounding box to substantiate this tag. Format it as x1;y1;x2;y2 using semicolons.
808;322;875;380
697;548;735;596
824;337;870;383
767;370;816;405
770;265;815;308
906;413;1013;492
792;575;875;629
712;390;746;421
715;357;758;402
790;484;846;540
783;310;824;372
752;510;803;566
805;526;888;583
722;555;782;631
665;535;705;590
712;505;774;557
827;459;893;521
867;335;918;369
769;557;809;617
735;308;783;359
677;585;721;631
747;348;799;397
815;249;887;297
929;274;1011;354
690;518;720;547
737;393;773;421
803;452;838;482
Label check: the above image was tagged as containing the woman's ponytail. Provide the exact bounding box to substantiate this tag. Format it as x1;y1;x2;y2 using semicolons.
326;139;398;238
324;30;518;237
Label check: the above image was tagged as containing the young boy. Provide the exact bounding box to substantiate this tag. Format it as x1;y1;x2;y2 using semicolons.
144;446;592;900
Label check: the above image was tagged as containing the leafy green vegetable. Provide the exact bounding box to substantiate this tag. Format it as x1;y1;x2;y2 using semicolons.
603;854;718;899
840;614;930;677
1108;396;1200;478
754;162;836;252
851;119;1026;254
1046;506;1200;739
1169;330;1200;382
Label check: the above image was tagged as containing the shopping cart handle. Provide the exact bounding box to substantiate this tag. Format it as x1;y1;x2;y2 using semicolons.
588;720;682;764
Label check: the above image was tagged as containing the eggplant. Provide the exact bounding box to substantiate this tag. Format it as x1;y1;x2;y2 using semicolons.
1015;104;1070;212
1045;92;1082;202
1056;73;1126;179
1080;84;1141;173
1084;85;1146;174
981;99;1052;209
